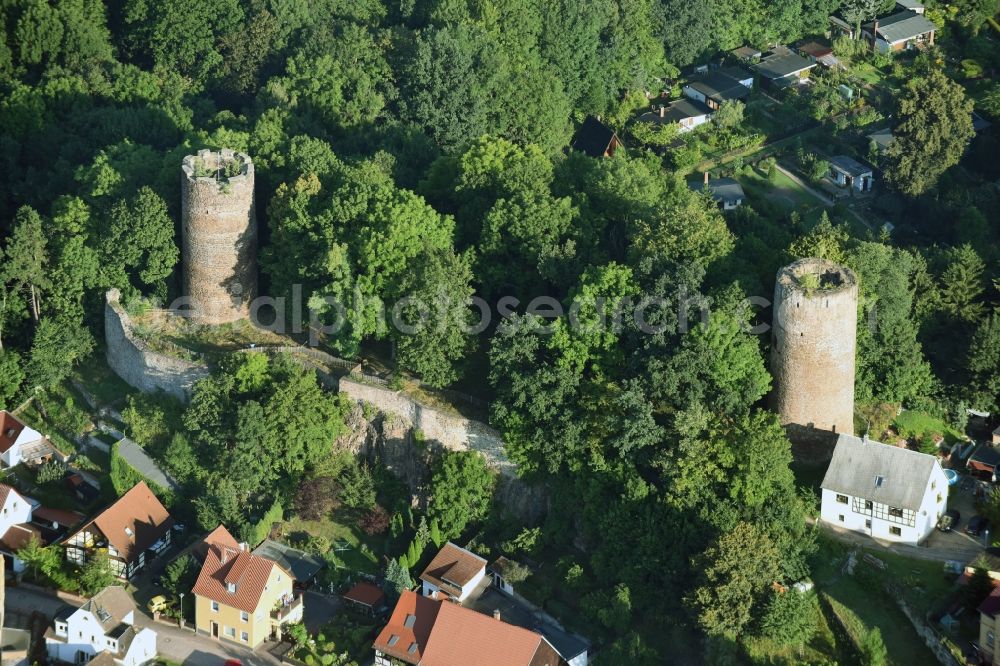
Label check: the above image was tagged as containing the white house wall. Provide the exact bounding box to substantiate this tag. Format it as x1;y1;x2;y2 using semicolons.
682;86;707;105
421;566;487;602
48;610;106;663
679;115;710;132
121;627;157;666
821;462;947;544
459;567;487;600
2;425;43;467
0;489;32;533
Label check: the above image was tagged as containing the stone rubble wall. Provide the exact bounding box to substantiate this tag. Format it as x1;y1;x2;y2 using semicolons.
181;149;257;325
338;377;512;474
103;288;210;401
336;378;547;522
770;257;859;437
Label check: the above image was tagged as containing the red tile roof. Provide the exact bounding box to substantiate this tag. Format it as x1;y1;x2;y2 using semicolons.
343;582;385;608
422;599;561;666
192;537;292;614
373;590;440;664
32;506;84;528
0;411;27;454
68;481;174;564
419;543;486;596
374;591;564;666
0;523;40;551
193;524;240;563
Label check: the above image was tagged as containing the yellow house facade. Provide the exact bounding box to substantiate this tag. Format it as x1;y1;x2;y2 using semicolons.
191;526;302;649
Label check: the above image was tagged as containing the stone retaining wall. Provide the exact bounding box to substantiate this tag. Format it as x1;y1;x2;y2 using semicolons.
104;289;210;401
338;376;512;475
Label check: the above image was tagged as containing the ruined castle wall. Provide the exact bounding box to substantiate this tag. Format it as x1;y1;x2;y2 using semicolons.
104;289;209;401
335;382;547;522
181;149;257;325
337;377;512;475
770;258;858;437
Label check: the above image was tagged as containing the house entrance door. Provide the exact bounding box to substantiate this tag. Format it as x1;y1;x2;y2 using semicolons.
212;622;219;638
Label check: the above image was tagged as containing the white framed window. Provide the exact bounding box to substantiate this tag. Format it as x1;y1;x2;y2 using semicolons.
838;515;845;522
889;526;902;536
241;631;249;642
211;601;219;612
240;611;249;622
225;626;236;638
836;494;848;504
988;630;995;648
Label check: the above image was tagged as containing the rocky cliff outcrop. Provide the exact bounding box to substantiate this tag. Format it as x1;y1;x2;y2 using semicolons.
335;401;547;523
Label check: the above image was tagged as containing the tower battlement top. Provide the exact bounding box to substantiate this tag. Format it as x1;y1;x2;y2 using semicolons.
776;258;857;297
181;149;253;185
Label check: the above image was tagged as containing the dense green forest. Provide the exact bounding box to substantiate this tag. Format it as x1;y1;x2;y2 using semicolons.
2;0;1000;661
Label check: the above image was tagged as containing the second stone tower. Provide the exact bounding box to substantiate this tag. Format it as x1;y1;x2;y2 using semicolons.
770;257;858;437
180;148;257;324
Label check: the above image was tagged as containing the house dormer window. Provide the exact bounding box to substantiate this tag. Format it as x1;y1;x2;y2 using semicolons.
875;475;885;488
125;527;133;537
227;582;237;594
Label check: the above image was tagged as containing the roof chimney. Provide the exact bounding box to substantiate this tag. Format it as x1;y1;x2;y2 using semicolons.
493;609;501;621
704;172;710;185
239;542;247;551
659;106;665;118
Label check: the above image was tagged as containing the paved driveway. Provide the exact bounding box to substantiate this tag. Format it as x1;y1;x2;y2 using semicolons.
303;590;342;632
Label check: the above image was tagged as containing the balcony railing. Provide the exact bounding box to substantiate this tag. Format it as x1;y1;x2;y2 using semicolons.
271;595;302;622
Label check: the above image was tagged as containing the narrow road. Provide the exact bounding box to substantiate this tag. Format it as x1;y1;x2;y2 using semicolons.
816;520;984;564
4;584;281;666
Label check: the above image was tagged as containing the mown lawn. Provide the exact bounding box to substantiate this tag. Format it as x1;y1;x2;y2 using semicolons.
893;409;966;447
739;166;825;212
281;510;384;576
808;535;956;665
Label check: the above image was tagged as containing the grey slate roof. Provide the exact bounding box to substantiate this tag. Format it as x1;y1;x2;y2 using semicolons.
821;434;938;511
732;46;761;60
688;72;751;102
639;98;714;125
869;10;936;44
252;539;325;582
754;50;815;80
115;438;180;491
829;155;872;177
691;177;745;203
867;127;894;150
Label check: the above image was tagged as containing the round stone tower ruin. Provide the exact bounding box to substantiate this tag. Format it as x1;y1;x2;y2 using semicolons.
770;258;858;438
180;148;257;325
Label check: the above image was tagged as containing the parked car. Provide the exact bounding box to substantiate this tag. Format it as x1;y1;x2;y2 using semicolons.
967;514;990;537
938;509;961;531
147;595;169;614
